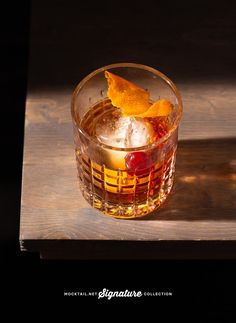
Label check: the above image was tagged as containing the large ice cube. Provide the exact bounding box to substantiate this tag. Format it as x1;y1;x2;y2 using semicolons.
95;112;154;148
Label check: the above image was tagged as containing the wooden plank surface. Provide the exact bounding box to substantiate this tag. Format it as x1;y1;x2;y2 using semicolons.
20;1;236;258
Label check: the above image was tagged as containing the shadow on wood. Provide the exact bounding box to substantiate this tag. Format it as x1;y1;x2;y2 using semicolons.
144;137;236;221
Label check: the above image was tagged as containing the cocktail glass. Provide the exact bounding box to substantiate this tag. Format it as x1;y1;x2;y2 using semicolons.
71;63;182;218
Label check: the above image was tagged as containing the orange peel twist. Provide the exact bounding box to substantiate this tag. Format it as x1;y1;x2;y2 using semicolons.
105;71;173;118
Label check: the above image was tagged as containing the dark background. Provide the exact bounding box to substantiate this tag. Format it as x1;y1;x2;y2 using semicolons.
0;0;236;315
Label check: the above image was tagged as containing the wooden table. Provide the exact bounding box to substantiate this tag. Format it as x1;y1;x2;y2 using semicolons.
20;1;236;259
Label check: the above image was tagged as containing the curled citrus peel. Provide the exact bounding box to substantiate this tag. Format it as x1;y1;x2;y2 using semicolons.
134;99;173;118
105;71;150;116
105;71;173;118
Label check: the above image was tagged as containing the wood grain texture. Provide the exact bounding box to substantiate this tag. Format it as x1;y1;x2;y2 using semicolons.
20;1;236;258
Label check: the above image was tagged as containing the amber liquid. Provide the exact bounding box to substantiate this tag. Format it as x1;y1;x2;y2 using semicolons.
75;100;177;218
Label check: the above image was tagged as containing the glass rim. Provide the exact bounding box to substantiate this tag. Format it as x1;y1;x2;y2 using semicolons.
71;62;183;152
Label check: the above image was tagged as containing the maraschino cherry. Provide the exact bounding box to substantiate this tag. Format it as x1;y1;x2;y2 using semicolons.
125;152;152;173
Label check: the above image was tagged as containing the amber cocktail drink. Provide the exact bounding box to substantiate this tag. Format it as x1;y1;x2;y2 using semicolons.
71;63;182;218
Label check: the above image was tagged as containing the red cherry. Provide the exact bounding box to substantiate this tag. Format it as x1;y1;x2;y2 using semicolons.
125;152;152;173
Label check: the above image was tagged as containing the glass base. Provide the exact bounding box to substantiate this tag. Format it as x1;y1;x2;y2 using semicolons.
83;191;170;219
78;156;175;219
